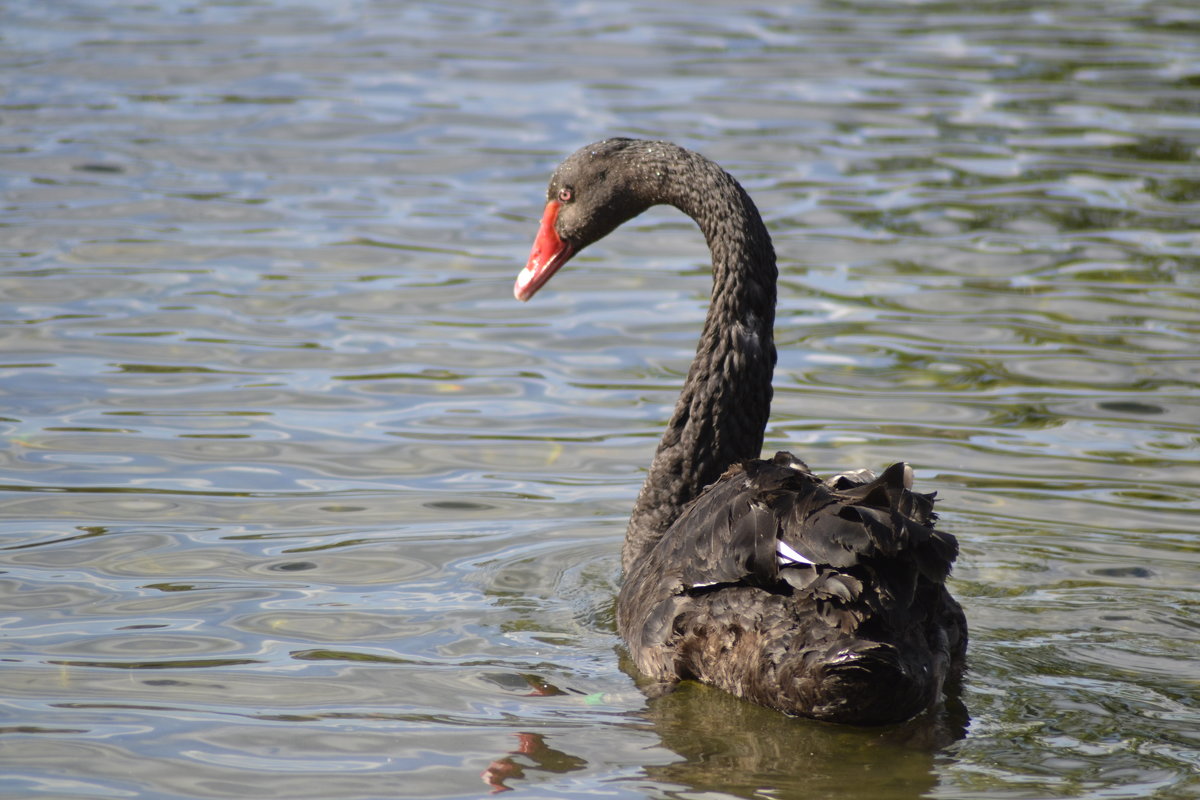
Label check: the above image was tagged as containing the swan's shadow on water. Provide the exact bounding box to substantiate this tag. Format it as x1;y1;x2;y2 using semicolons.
626;651;970;800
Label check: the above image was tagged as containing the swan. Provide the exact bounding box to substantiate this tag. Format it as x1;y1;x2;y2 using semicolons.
514;138;966;724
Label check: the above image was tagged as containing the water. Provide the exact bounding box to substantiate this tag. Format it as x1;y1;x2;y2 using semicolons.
2;1;1198;798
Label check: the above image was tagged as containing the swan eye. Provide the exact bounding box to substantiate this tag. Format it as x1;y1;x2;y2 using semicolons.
558;187;573;203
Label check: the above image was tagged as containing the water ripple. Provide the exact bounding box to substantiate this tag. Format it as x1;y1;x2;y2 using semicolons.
2;1;1199;799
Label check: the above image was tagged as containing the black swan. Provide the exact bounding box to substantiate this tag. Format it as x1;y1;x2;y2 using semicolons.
514;138;966;725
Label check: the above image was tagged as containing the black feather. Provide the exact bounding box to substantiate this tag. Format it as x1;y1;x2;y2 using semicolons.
618;451;966;724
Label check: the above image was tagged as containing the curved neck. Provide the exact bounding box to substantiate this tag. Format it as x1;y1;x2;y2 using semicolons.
622;145;778;571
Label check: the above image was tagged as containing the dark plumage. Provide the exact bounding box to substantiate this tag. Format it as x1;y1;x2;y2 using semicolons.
515;138;966;724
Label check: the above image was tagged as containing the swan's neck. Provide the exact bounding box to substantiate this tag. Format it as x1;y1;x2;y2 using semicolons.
623;148;777;571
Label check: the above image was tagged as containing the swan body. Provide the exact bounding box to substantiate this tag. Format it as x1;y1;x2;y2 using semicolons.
515;138;966;724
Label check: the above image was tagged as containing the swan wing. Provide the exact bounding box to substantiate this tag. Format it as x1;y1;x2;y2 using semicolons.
659;452;956;594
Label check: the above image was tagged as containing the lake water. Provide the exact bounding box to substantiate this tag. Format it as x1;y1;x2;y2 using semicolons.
2;1;1198;798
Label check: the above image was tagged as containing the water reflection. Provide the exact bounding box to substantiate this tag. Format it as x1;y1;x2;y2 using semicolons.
481;732;588;794
477;662;968;798
636;662;968;800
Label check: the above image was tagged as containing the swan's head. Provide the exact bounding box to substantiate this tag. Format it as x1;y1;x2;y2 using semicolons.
515;138;661;301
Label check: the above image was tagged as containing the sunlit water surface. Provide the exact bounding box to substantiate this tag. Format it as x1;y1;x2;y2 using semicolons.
2;1;1198;798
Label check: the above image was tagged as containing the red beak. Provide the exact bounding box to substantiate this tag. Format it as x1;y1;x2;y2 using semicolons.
514;201;575;301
